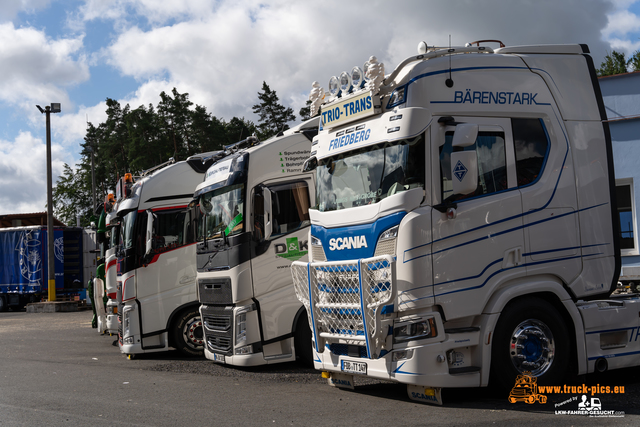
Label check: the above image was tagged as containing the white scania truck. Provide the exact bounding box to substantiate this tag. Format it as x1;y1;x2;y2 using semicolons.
292;41;640;404
193;119;317;366
116;153;216;357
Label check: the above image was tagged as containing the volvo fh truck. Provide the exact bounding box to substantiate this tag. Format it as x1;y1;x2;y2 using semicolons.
194;118;317;366
117;153;216;357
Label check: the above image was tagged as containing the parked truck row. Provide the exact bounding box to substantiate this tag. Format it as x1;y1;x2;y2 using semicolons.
88;40;640;405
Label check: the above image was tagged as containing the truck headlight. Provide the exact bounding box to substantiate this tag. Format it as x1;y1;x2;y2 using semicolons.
235;304;254;346
375;225;399;257
123;307;133;337
236;312;247;345
393;318;437;343
235;345;253;355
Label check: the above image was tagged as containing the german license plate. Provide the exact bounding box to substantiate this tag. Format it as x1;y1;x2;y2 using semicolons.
212;353;225;363
341;360;367;375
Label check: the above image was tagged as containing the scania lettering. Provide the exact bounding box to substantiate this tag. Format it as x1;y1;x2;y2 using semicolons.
329;236;368;251
116;154;217;357
292;40;640;405
193;119;318;366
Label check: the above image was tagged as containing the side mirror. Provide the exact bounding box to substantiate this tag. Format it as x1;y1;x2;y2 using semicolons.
145;209;154;257
302;156;317;172
451;151;478;196
263;187;273;240
450;124;479;196
452;124;478;148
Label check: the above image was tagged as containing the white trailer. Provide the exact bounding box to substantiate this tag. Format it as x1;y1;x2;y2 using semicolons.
116;153;217;357
194;119;317;366
292;41;640;404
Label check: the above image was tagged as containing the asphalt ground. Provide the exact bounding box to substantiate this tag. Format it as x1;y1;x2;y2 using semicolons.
0;310;639;426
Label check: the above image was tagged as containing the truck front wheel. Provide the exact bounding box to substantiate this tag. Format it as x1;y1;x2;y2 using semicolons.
172;308;204;357
490;297;570;391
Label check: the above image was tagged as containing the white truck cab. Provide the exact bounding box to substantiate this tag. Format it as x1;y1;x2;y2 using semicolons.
292;41;639;404
194;119;317;366
116;153;217;357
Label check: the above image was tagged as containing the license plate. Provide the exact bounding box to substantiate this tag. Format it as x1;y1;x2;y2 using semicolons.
212;353;225;363
341;360;367;375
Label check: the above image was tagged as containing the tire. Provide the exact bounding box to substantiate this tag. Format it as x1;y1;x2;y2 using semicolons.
172;308;204;357
490;297;570;391
0;296;7;312
294;315;313;367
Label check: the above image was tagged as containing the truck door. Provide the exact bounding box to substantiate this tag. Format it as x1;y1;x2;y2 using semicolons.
250;179;313;343
431;117;526;319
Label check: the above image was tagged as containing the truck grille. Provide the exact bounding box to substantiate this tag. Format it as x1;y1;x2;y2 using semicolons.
311;245;326;262
207;336;232;353
201;305;233;355
204;315;231;332
292;255;395;359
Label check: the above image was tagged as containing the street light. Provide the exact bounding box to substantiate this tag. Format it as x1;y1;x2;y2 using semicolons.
36;103;61;302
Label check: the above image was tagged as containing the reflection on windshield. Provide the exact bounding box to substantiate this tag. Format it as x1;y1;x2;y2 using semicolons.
315;135;425;212
109;224;120;248
199;183;245;239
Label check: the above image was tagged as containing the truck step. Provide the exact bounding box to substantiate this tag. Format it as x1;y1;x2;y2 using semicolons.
449;366;481;375
444;327;480;334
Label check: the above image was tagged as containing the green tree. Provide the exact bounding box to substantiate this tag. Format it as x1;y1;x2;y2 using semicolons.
225;117;258;145
252;82;295;139
627;50;640;72
299;99;312;121
54;87;281;224
52;163;92;226
598;50;628;76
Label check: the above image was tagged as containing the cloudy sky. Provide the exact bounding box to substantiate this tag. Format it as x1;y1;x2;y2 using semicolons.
1;0;639;216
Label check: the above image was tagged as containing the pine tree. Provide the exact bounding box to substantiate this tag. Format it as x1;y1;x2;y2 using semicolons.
598;51;628;76
252;82;296;139
299;99;312;121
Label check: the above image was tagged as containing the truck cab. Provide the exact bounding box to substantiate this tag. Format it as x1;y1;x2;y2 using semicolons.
292;41;639;404
116;153;217;357
194;119;317;366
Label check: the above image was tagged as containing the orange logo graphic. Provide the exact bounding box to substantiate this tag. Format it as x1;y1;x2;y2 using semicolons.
508;371;548;404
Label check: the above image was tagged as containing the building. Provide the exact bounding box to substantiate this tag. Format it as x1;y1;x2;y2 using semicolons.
599;71;640;284
0;212;65;228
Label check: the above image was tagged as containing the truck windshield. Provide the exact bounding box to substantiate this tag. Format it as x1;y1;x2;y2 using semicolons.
109;224;120;249
315;134;425;212
120;210;137;250
199;183;245;239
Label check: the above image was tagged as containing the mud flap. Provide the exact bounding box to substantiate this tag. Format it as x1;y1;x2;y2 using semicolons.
407;385;443;405
326;372;355;390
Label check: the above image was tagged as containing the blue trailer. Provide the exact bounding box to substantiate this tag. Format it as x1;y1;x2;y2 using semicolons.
0;226;71;310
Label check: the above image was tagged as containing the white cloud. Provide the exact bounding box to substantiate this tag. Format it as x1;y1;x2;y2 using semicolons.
0;22;90;147
99;0;613;122
0;131;69;215
0;0;50;22
603;10;640;39
0;0;624;215
602;0;640;55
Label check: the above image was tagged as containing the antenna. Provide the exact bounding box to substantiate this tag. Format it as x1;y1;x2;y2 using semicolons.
446;35;454;88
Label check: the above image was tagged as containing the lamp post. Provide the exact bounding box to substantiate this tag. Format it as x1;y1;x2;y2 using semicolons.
36;103;61;302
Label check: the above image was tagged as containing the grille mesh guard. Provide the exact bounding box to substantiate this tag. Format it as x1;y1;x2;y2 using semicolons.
292;255;395;359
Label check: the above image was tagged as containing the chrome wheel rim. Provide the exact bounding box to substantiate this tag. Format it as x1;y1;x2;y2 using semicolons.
509;319;555;376
183;316;204;350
